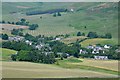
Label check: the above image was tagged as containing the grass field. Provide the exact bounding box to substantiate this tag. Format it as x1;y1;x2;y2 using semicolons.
80;38;118;47
0;48;17;61
2;61;118;78
1;48;119;78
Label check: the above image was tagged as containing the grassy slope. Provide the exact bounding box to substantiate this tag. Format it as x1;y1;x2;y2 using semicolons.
80;38;118;47
2;2;118;39
0;48;17;61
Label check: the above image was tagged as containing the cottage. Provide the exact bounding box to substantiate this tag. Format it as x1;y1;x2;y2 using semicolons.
94;56;108;60
55;38;61;41
25;40;32;45
79;49;88;54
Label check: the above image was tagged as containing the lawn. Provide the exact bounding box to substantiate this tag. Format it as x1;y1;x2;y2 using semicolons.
0;48;17;61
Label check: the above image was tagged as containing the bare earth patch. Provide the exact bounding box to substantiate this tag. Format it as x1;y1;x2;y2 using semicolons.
16;6;30;9
2;24;29;30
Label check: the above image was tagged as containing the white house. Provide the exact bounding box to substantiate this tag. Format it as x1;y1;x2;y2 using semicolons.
94;56;108;60
70;8;74;12
80;49;83;54
104;45;110;49
55;38;61;41
79;49;88;54
25;40;32;45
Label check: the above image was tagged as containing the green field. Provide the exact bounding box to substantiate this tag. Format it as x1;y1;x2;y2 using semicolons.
80;38;118;47
0;48;17;61
1;48;119;78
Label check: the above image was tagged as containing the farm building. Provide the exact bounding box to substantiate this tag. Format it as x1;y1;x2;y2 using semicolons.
94;56;108;60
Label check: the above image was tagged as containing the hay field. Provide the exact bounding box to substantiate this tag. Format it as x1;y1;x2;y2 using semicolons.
2;61;118;78
61;36;87;44
77;58;118;71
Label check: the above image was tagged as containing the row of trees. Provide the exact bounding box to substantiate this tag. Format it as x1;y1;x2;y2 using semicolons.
2;41;33;51
76;31;112;39
87;32;112;39
11;50;56;64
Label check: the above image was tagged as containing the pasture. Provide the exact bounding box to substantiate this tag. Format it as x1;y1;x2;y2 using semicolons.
80;38;118;47
2;2;118;40
2;61;118;78
0;48;17;61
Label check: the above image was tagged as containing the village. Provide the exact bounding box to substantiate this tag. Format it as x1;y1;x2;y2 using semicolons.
6;35;119;60
1;2;119;79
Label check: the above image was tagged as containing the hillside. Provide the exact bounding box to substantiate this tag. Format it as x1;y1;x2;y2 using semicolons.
2;2;118;43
